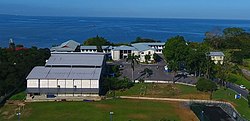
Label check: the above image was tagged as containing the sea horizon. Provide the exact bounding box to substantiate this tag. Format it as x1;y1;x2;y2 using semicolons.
1;14;250;48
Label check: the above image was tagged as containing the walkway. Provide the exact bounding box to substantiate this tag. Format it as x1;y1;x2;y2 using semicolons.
119;96;230;104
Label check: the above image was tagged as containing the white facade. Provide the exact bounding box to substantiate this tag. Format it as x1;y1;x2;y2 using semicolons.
111;50;120;61
27;79;39;88
81;49;98;53
208;52;225;65
139;50;155;62
27;79;99;94
210;56;224;64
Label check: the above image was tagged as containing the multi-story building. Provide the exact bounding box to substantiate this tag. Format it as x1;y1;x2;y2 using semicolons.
208;51;225;64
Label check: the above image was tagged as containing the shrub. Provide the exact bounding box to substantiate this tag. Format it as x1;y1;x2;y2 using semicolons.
196;78;217;92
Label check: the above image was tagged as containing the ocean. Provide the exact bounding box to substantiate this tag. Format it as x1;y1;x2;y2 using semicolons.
0;14;250;48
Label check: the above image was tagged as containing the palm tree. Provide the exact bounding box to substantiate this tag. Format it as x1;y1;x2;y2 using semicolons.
126;53;139;82
145;54;151;64
142;68;153;79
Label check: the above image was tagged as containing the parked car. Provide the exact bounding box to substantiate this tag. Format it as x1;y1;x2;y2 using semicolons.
119;64;124;68
239;85;246;89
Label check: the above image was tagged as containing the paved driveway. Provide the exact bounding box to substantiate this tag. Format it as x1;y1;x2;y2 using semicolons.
111;56;197;84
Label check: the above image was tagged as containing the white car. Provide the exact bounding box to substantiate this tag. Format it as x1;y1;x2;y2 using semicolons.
239;85;246;89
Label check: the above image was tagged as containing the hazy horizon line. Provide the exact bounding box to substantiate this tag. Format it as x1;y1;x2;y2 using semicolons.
1;13;250;21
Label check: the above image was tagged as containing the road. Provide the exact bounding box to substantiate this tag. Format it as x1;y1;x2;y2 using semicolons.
227;83;249;99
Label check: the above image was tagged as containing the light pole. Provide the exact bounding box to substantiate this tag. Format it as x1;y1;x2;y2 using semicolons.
16;106;21;121
16;112;21;121
201;110;204;121
109;111;114;121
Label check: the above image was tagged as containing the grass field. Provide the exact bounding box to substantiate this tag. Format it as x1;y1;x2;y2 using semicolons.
213;88;250;120
228;73;250;89
9;92;26;100
243;59;250;70
0;99;198;121
109;83;210;100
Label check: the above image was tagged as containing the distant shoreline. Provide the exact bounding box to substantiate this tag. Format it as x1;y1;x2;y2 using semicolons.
1;13;250;21
0;14;250;48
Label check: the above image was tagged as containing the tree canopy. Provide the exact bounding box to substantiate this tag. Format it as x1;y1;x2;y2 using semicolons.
163;36;190;72
83;35;111;46
131;37;160;44
0;47;50;96
196;78;217;92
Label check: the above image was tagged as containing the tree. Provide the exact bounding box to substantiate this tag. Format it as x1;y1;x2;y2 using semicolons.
223;27;245;38
247;92;250;108
196;78;217;99
163;36;190;79
153;53;160;62
96;45;103;52
186;43;210;77
0;47;50;97
126;53;139;81
145;54;151;63
144;68;153;78
83;35;111;46
131;37;160;44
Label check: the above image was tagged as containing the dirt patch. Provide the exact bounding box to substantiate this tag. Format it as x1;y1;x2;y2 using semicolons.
95;104;113;109
177;94;210;100
146;84;181;97
171;102;199;121
127;114;148;120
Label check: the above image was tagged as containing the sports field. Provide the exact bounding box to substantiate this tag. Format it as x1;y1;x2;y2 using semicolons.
0;99;198;121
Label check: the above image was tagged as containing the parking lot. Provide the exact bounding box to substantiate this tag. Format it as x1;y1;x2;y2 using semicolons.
110;55;197;84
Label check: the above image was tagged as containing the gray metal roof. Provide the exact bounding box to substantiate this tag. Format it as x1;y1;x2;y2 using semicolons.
80;46;97;50
131;44;155;51
26;66;102;80
208;52;225;56
132;42;165;46
112;45;137;51
80;45;113;50
50;40;80;52
45;53;104;66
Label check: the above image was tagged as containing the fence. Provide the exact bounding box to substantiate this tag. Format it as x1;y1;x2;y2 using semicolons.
134;80;196;87
189;100;248;121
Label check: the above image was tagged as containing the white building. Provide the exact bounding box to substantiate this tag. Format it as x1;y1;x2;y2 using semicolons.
111;45;156;63
80;46;113;53
208;52;225;64
26;53;105;100
131;42;165;54
110;43;164;63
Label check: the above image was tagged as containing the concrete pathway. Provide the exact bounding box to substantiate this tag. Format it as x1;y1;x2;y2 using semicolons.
119;96;229;104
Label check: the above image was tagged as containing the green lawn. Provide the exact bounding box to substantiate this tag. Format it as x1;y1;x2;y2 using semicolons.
109;83;210;100
228;73;250;89
0;99;197;121
243;59;250;70
9;91;26;100
213;88;250;120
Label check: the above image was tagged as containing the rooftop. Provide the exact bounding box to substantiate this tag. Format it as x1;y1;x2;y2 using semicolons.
112;45;138;51
208;52;225;56
45;53;105;67
132;42;165;46
26;66;102;80
80;45;113;50
131;43;156;51
50;40;80;52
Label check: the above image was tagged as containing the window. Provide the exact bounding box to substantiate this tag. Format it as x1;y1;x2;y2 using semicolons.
148;51;151;55
141;52;144;54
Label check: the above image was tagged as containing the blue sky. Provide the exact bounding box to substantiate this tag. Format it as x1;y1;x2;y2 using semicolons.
0;0;249;19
